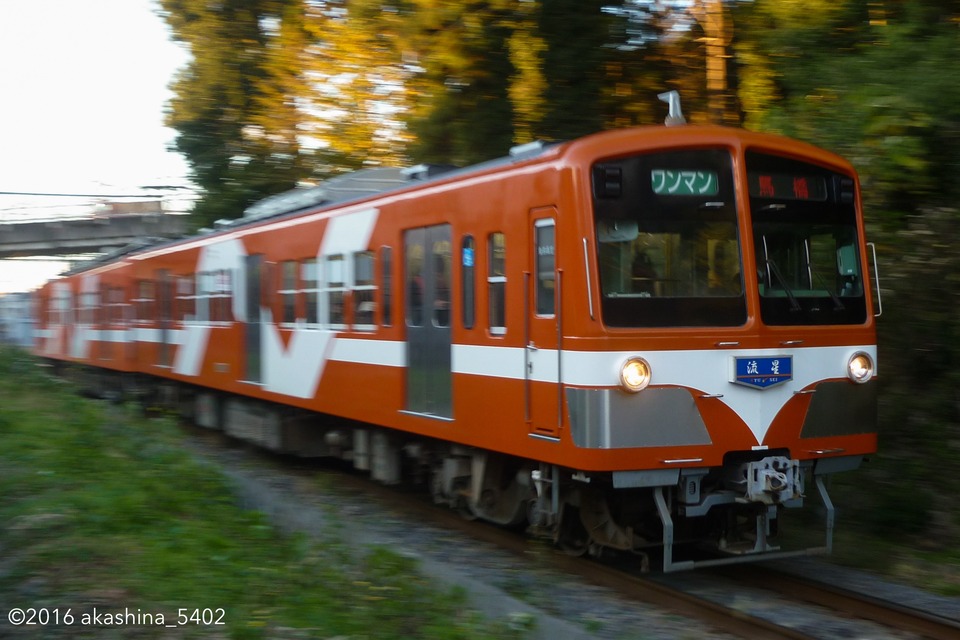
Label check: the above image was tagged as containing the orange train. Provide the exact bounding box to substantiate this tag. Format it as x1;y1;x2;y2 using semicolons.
32;99;878;570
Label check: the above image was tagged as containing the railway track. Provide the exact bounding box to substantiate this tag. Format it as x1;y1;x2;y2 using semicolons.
714;565;960;640
184;425;958;640
380;490;819;640
398;489;960;639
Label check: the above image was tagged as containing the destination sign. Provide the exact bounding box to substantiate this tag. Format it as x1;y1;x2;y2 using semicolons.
651;169;719;196
748;172;828;201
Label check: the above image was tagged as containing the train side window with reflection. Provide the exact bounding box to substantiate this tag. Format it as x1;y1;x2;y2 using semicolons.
380;246;392;327
135;280;155;323
104;287;114;324
111;287;125;325
301;259;318;326
212;269;233;323
535;220;556;316
177;275;195;322
206;272;217;323
432;240;451;328
98;284;109;326
462;235;475;329
195;273;209;323
488;232;506;334
47;293;57;326
353;250;376;329
324;254;346;327
406;240;424;327
280;260;297;324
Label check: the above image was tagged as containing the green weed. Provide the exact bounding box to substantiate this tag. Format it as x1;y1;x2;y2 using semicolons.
0;348;523;639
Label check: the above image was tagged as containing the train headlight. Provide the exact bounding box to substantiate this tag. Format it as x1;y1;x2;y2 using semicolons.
847;352;874;384
619;357;652;393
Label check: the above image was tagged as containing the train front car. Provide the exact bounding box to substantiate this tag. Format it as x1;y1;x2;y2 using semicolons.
558;126;877;571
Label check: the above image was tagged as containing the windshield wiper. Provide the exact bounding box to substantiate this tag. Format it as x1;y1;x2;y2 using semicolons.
809;266;845;311
764;259;802;312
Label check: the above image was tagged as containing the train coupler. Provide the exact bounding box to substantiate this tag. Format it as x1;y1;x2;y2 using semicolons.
727;455;804;505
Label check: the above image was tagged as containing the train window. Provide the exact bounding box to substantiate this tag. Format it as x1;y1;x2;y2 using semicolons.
177;276;195;322
432;240;451;328
353;251;376;329
89;290;100;325
47;293;57;326
196;273;211;323
748;151;867;325
211;272;221;322
280;260;297;324
98;284;109;327
324;254;346;327
157;271;173;323
65;290;75;326
301;259;319;326
488;232;506;334
113;289;122;324
535;220;556;316
380;246;392;327
92;290;102;325
211;269;233;323
107;287;121;325
83;291;92;326
461;236;475;329
406;238;424;327
593;148;746;327
198;271;222;324
404;225;451;330
134;280;155;324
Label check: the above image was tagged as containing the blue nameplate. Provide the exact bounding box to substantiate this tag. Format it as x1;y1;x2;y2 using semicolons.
733;356;792;389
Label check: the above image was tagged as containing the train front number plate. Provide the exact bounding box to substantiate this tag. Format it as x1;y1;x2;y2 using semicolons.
732;356;792;389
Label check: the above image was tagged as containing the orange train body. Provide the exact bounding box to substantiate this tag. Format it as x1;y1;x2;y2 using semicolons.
32;123;878;570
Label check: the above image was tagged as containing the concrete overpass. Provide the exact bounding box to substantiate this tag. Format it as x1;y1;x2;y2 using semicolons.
0;209;189;259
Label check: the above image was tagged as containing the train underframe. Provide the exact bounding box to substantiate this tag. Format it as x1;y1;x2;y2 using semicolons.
426;447;839;572
68;368;846;572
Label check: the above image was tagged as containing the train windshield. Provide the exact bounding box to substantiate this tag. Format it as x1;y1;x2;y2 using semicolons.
747;151;867;325
592;148;747;327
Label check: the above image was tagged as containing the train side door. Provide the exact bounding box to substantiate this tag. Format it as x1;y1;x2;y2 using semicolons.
244;254;262;383
525;208;560;439
404;224;452;418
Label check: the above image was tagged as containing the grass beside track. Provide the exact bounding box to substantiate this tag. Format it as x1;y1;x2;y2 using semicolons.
0;348;523;639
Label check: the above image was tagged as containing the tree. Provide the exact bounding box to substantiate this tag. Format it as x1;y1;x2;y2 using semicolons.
400;0;521;165
731;0;960;545
161;0;313;229
534;0;609;139
733;0;960;222
690;0;739;124
301;0;414;170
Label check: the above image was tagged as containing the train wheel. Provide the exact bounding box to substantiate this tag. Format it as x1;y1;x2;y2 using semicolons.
457;497;479;521
557;504;590;556
428;466;446;505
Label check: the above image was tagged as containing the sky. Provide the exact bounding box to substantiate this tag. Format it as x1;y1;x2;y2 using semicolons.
0;0;191;292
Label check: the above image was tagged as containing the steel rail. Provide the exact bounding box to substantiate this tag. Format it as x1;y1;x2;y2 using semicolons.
717;566;960;640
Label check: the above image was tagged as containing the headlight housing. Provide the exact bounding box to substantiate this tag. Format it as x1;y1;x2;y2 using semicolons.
847;351;875;384
619;357;652;393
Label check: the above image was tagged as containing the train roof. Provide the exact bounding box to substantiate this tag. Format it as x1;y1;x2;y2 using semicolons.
59;139;568;275
58;121;852;277
235;139;562;226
